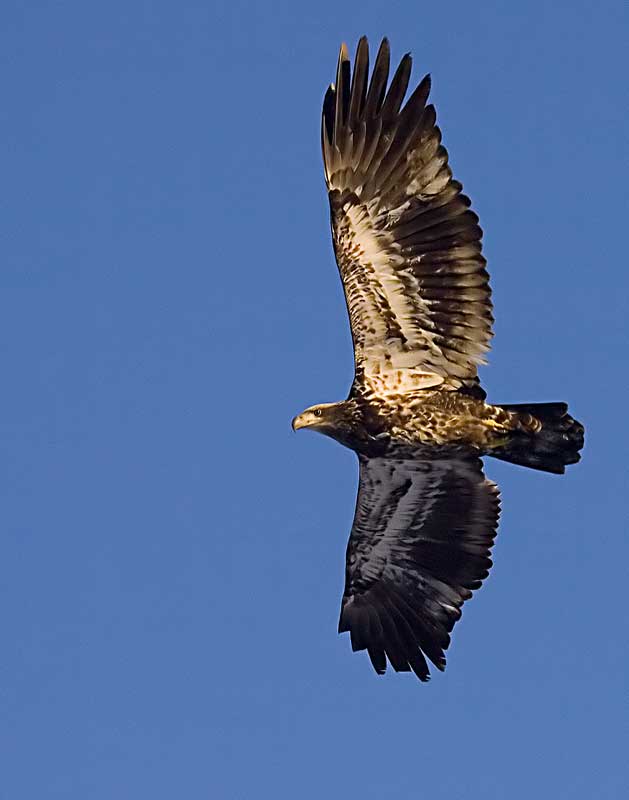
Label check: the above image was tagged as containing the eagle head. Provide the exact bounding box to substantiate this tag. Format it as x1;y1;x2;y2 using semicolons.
292;400;387;453
291;402;344;433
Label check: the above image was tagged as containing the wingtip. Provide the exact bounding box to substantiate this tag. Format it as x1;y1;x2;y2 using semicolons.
418;72;432;98
338;41;350;62
355;35;369;65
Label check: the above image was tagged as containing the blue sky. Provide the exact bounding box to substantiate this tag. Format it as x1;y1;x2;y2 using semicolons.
1;1;627;797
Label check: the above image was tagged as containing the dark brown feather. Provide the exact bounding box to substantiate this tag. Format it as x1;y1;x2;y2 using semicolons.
322;38;493;392
338;455;500;679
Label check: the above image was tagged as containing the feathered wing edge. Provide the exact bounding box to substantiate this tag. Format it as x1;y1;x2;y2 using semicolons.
338;455;501;681
321;38;493;393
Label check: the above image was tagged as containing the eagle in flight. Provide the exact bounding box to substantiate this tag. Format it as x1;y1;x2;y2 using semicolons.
292;38;584;681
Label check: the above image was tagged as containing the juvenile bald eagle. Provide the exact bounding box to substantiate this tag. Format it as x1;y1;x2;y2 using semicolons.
292;38;584;681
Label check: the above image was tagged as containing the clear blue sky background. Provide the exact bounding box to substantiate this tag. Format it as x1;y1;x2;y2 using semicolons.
1;1;627;798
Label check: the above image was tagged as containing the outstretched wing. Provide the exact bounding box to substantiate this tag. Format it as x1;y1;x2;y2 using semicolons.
322;38;493;396
339;455;500;680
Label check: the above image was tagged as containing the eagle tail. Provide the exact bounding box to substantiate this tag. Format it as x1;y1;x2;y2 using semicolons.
490;402;584;474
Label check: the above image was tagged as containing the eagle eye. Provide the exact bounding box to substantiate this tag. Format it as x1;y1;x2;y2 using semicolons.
314;408;322;417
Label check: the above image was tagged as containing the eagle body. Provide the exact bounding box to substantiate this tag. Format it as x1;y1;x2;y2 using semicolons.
292;38;584;681
296;392;522;456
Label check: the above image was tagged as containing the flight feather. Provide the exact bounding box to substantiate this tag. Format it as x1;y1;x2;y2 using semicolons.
339;456;500;679
322;38;493;396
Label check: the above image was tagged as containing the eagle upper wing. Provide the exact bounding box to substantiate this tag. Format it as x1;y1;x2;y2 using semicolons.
339;454;500;680
322;38;493;395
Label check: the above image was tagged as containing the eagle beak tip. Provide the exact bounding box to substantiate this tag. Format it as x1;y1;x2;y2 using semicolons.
292;413;308;432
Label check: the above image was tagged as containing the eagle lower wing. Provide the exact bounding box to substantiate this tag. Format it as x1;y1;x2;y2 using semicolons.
339;455;500;680
322;38;493;396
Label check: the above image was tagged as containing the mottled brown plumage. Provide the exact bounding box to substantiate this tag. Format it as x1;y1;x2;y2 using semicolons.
292;37;584;681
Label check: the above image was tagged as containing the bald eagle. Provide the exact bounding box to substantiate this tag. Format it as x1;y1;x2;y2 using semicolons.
292;38;584;681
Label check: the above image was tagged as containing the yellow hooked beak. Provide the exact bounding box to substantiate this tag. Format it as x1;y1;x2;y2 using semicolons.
291;413;308;431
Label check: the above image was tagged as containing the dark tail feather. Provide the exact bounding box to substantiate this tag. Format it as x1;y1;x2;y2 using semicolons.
491;402;584;474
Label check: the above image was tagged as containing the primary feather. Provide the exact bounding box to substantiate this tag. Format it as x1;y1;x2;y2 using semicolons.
322;37;492;397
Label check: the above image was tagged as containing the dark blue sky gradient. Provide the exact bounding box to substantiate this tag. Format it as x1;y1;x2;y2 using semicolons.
1;1;627;798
